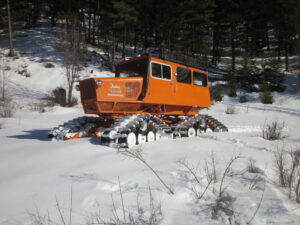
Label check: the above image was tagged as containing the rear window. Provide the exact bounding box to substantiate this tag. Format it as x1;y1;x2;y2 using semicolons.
177;67;191;84
151;62;171;80
193;71;207;87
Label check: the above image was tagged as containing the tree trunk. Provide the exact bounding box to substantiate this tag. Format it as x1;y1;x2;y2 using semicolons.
296;178;300;203
159;37;163;58
212;27;220;65
92;10;96;45
6;0;14;57
134;29;137;53
87;0;92;43
277;38;281;61
111;33;116;72
51;14;56;26
266;29;270;51
285;39;289;71
33;0;40;26
230;23;236;72
143;27;148;54
122;26;126;58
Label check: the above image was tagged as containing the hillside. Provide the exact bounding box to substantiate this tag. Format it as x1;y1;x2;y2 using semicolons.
0;26;300;225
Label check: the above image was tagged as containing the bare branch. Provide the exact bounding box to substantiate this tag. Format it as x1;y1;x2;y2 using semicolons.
219;154;241;197
119;147;174;195
247;184;266;225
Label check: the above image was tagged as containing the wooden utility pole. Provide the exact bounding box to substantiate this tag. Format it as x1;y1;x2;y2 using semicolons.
7;0;14;57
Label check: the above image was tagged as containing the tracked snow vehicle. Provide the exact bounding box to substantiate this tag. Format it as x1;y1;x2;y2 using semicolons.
48;54;227;148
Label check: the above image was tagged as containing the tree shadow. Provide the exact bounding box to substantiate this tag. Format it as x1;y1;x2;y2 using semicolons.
7;129;50;141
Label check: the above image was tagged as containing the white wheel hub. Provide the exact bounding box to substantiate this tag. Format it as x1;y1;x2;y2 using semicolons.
126;132;137;148
137;133;146;144
146;131;155;142
155;132;162;140
187;127;196;137
140;121;148;132
205;128;213;133
196;128;201;136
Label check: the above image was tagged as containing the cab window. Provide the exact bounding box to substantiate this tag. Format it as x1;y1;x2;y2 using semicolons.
193;71;207;87
151;62;171;80
177;67;191;84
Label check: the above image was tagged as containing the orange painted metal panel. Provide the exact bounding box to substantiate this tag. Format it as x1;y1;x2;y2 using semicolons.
143;57;211;108
80;56;211;115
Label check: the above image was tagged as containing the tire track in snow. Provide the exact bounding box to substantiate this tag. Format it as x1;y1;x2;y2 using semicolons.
221;102;300;118
7;79;48;100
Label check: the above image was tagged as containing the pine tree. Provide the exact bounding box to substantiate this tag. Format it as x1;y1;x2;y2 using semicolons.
110;0;138;58
177;0;215;65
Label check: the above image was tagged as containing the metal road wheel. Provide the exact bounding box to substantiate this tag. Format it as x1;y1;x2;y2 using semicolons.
139;120;148;132
155;132;162;140
196;128;201;136
146;131;155;142
205;127;213;133
187;127;196;137
126;132;137;148
137;133;146;144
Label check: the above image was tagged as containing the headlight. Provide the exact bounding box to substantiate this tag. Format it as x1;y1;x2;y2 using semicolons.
96;80;102;87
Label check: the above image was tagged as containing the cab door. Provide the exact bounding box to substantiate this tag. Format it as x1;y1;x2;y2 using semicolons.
146;61;175;104
193;71;211;107
174;66;195;106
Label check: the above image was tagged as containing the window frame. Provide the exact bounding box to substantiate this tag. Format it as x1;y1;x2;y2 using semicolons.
150;61;172;81
193;71;208;87
176;66;192;84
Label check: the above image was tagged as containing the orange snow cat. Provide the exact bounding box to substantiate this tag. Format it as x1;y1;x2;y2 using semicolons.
80;54;211;116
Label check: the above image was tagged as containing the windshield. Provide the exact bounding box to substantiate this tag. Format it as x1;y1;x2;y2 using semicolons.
115;57;148;78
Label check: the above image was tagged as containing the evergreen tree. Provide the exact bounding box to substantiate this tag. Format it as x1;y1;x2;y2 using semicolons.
177;0;215;65
237;53;259;91
110;0;138;58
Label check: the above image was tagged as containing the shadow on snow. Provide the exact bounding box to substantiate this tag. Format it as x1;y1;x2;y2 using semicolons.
7;129;50;141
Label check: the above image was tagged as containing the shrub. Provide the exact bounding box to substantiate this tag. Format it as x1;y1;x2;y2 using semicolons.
44;62;55;68
225;71;237;97
239;94;248;103
29;100;54;112
262;120;284;140
260;90;273;104
273;147;300;201
261;59;285;92
237;53;259;91
260;82;274;104
68;96;78;107
225;105;236;114
0;98;14;117
247;158;263;174
210;85;224;102
51;87;66;107
228;83;237;97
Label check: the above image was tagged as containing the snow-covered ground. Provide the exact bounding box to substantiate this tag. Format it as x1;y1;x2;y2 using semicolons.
0;26;300;225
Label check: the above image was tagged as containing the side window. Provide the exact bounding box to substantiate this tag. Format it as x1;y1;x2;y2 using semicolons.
177;67;191;84
152;62;162;78
162;65;171;79
151;62;171;80
193;71;207;87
